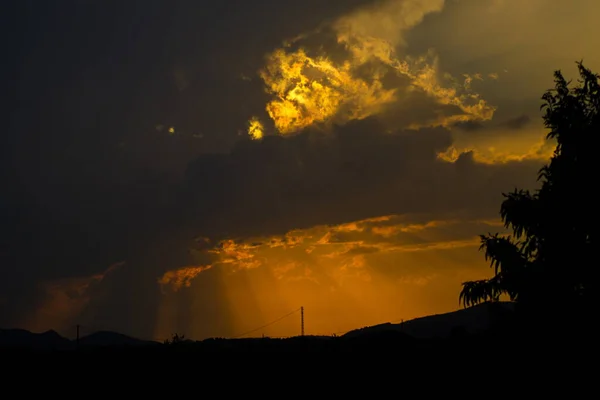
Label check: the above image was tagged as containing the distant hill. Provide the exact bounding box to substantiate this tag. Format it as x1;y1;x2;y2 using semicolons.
0;302;516;350
0;328;159;350
78;331;160;347
343;302;516;339
0;329;72;350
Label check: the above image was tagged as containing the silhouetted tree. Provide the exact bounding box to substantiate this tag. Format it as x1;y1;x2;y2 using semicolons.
459;62;597;318
164;333;186;345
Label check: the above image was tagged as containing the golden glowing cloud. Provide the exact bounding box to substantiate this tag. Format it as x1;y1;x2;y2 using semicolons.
247;116;264;140
254;0;495;135
437;128;555;164
260;47;397;134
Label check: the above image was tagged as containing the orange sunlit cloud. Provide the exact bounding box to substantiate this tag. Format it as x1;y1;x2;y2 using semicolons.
157;213;508;290
158;265;213;292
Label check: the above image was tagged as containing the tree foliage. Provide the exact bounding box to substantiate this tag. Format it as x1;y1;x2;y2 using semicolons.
459;62;598;312
163;333;186;345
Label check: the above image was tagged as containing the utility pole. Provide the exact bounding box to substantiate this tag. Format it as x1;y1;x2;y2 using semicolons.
76;324;80;348
300;306;304;336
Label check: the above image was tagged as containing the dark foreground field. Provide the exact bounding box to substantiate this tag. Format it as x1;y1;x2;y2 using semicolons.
3;326;589;397
1;301;593;357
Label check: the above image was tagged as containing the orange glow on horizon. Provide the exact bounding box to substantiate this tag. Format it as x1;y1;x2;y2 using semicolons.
152;215;507;339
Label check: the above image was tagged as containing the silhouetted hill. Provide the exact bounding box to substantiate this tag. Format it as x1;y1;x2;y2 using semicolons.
0;328;160;351
1;302;567;354
343;301;516;339
0;328;72;350
78;331;160;347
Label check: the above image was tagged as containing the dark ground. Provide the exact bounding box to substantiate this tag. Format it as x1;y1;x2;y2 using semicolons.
0;323;591;354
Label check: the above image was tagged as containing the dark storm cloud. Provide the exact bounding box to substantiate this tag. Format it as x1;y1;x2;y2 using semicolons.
501;114;531;130
1;113;543;335
1;0;378;330
452;120;486;132
453;114;532;133
0;0;554;337
181;116;542;242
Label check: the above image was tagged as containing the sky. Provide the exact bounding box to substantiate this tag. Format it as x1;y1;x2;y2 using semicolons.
2;0;599;340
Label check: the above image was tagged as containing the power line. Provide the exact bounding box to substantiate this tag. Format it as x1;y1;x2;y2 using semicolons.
32;310;410;342
231;308;301;339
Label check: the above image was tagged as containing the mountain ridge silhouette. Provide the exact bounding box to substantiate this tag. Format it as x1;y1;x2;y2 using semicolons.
0;328;160;350
343;301;515;339
0;302;516;350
